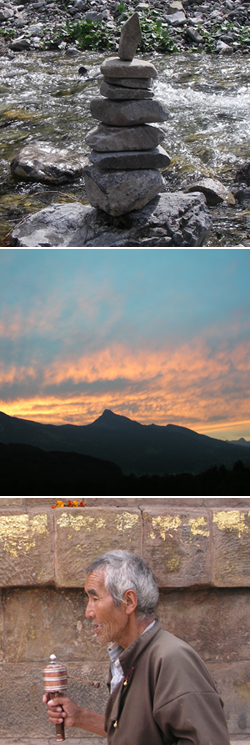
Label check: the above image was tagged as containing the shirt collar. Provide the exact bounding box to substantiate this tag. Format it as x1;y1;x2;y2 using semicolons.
108;620;156;665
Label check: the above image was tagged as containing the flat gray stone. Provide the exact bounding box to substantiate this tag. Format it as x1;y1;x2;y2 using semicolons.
10;141;88;184
216;40;233;54
89;145;170;170
10;192;211;247
185;177;231;205
167;1;184;13
83;164;166;215
186;27;203;43
10;202;92;247
85;123;165;151
118;13;142;60
104;76;153;89
100;80;153;100
100;57;157;79
165;10;186;24
10;37;31;50
0;7;14;19
90;98;168;126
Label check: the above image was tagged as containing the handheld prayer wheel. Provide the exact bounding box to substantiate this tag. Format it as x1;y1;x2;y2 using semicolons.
43;654;68;742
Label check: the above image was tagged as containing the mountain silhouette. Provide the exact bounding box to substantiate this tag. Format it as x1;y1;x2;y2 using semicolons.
1;409;250;475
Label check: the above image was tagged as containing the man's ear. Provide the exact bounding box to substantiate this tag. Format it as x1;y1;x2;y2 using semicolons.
123;589;138;615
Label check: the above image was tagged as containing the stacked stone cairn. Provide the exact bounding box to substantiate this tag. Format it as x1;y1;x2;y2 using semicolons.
84;13;171;216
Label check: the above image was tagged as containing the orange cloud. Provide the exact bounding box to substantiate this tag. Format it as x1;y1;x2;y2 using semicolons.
1;336;250;439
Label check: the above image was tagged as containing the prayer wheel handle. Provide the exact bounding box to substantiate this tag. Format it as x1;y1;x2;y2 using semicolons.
43;654;68;742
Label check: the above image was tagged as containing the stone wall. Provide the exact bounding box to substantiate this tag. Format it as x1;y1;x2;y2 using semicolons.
1;497;250;739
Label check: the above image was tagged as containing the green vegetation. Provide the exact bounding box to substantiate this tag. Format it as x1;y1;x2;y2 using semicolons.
0;28;15;39
198;21;250;53
62;18;117;50
47;8;179;52
139;11;178;53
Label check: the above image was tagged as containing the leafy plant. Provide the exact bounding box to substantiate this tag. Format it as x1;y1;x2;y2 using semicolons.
0;28;15;38
139;10;178;53
59;18;118;50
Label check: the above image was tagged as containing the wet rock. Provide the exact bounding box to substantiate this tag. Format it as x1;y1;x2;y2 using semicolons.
83;164;166;215
85;123;165;151
89;144;170;170
167;2;184;13
234;187;250;204
186;27;203;43
83;10;104;20
118;12;141;60
73;0;87;8
188;14;203;25
10;141;88;183
10;192;211;247
235;162;250;185
0;7;14;20
104;77;153;89
28;22;43;35
78;65;88;75
11;202;93;247
9;36;31;50
100;80;153;100
209;10;224;22
90;97;168;126
100;57;157;79
216;40;233;54
15;16;27;27
185;177;233;205
165;11;186;24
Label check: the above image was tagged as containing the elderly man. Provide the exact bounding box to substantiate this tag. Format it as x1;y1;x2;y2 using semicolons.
44;550;230;745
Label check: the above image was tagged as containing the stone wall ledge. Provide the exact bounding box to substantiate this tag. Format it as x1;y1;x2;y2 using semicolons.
1;502;250;588
0;740;249;745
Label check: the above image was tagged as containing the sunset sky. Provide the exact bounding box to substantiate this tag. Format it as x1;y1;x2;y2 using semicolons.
1;248;250;442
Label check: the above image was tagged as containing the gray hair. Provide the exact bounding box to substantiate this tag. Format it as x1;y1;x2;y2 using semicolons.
86;550;159;617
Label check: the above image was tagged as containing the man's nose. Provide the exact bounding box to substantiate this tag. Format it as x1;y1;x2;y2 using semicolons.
85;599;95;618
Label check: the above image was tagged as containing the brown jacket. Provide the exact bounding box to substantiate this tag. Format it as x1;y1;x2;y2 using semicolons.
104;621;230;745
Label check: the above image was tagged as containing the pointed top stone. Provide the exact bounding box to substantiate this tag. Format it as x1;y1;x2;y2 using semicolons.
118;12;142;61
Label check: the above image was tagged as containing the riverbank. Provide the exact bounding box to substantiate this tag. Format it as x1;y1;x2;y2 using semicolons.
0;0;250;55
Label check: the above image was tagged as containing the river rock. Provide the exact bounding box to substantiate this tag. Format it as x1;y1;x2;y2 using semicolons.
100;80;153;100
9;36;31;50
28;23;43;35
83;164;166;215
165;11;186;24
10;192;211;247
100;57;157;79
118;12;141;61
216;40;233;54
104;77;153;89
167;2;184;13
85;123;165;151
89;145;170;171
186;27;203;43
185;177;231;205
90;98;168;126
234;187;250;205
10;141;88;183
235;162;250;185
0;7;14;20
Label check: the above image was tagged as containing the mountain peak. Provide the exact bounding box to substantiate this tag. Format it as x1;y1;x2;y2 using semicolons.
91;409;141;430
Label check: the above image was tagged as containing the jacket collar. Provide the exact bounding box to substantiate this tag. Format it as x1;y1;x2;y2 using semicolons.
118;619;161;677
105;620;161;730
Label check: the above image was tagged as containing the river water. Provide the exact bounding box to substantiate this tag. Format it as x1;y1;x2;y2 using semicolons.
1;50;250;246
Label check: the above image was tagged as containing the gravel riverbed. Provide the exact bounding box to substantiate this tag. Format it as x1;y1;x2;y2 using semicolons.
0;0;250;55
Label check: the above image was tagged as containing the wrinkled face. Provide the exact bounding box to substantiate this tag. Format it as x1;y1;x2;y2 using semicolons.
85;569;128;646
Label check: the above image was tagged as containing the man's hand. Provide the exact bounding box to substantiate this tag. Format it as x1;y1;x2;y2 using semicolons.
43;693;106;737
43;694;82;729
